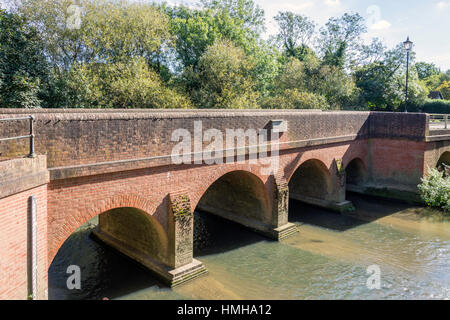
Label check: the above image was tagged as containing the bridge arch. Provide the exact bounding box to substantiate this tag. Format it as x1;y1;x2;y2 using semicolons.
194;169;272;227
437;151;450;168
288;158;332;200
49;194;168;266
345;157;367;187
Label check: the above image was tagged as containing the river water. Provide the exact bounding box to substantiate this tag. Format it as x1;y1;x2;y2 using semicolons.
48;193;450;300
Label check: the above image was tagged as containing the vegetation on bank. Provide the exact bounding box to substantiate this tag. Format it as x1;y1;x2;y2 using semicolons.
418;168;450;214
0;0;449;111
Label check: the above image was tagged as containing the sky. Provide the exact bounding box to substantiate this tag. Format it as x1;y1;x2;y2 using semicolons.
160;0;450;71
1;0;449;70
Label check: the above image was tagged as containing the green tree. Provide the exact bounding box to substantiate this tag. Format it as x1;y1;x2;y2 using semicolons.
415;62;441;80
66;58;192;109
168;5;248;71
15;0;173;70
0;9;49;108
437;81;450;100
168;2;280;98
274;56;356;109
261;89;329;110
13;0;186;108
200;0;265;36
354;44;427;111
319;13;366;69
421;74;444;92
193;39;259;109
273;11;316;61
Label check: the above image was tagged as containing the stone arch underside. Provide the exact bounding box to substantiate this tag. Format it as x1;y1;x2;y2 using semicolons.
95;207;169;266
437;151;450;176
288;158;353;213
289;159;332;199
346;158;368;188
48;194;199;287
196;170;274;234
437;151;450;167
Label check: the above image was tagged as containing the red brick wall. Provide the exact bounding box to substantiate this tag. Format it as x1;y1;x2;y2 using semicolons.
368;139;427;190
0;185;48;300
47;140;368;265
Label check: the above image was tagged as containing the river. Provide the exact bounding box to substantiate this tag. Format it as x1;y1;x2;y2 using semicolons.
48;193;450;300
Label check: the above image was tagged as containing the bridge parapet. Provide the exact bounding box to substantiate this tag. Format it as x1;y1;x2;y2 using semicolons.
0;110;431;177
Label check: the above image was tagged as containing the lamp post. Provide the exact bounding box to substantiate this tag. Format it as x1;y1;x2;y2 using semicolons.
403;36;413;113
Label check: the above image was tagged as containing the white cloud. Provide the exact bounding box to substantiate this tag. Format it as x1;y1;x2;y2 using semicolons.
324;0;341;6
370;20;392;31
437;1;450;9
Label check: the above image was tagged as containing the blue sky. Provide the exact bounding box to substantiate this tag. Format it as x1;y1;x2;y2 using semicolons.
162;0;450;70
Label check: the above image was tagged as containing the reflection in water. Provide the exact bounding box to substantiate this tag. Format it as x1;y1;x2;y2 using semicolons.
49;193;450;300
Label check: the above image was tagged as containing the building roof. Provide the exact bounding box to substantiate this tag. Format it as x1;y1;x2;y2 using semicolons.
428;91;444;99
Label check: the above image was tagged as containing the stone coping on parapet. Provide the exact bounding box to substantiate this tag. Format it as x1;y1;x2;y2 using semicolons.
0;109;428;127
0;110;376;122
0;156;49;199
0;108;431;118
0;108;324;112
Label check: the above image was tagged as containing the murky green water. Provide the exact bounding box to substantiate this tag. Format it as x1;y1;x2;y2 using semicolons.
48;193;450;300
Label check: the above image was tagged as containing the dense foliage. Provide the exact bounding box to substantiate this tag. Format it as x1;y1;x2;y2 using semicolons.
0;9;49;108
0;0;449;110
420;99;450;114
418;168;450;213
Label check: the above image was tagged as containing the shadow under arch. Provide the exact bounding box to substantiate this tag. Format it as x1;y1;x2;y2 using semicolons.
193;170;273;255
48;198;169;300
288;158;332;201
345;157;368;189
437;151;450;168
196;170;272;226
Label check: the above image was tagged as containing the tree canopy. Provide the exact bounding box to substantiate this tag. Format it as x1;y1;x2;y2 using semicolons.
0;0;447;111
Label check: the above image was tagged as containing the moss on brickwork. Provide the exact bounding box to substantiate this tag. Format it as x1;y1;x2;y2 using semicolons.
335;158;345;177
171;195;192;218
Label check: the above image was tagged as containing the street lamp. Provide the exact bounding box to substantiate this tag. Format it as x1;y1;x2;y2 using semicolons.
403;36;413;112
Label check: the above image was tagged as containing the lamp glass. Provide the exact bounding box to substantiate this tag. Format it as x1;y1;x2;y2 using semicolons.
403;38;413;51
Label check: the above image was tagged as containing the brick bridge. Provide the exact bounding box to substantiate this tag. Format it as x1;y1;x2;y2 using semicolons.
1;109;449;299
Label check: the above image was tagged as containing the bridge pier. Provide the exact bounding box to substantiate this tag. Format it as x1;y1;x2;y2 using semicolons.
167;191;207;286
268;174;298;240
